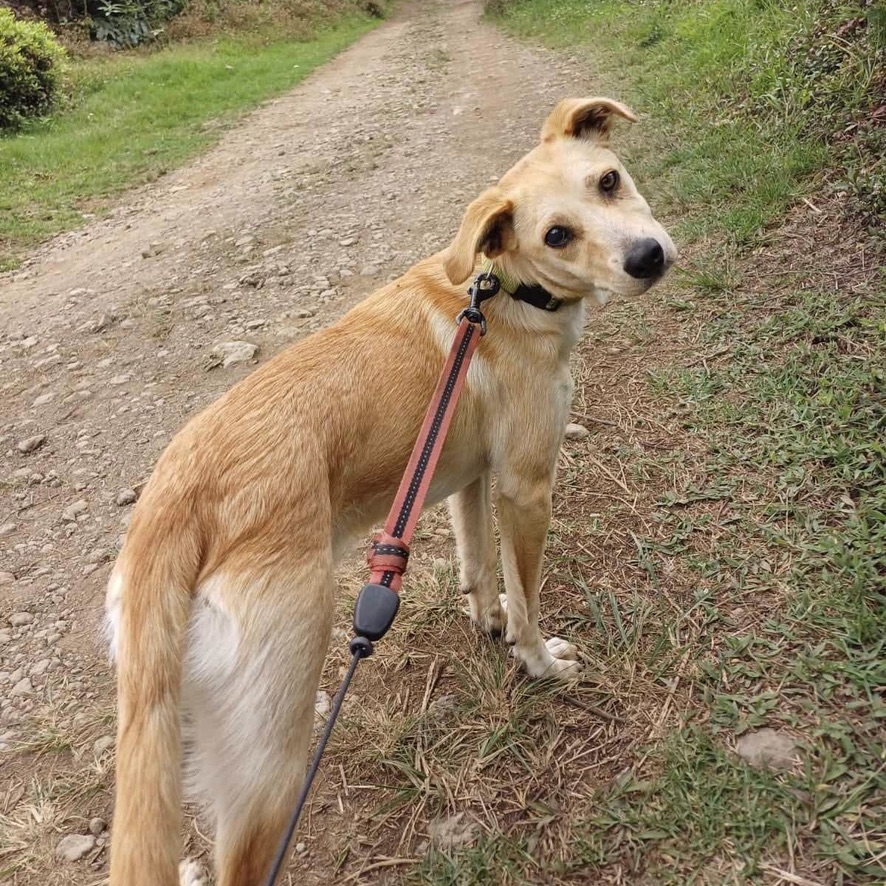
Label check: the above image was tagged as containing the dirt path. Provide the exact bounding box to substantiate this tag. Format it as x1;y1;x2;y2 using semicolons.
0;1;603;881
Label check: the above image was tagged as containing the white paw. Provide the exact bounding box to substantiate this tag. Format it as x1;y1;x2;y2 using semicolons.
180;859;209;886
545;636;578;661
513;634;582;680
541;656;582;678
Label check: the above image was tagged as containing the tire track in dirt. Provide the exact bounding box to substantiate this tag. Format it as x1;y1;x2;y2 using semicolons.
0;1;599;882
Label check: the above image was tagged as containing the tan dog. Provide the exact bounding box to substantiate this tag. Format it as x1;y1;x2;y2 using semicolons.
106;97;676;886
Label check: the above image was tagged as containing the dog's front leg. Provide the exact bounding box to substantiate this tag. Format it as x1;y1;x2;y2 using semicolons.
496;475;580;678
448;473;506;634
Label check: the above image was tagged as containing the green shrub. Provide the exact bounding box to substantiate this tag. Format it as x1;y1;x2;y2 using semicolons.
0;9;66;131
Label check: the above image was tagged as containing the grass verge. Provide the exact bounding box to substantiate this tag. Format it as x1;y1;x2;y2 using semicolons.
0;13;380;271
289;3;885;884
492;0;884;250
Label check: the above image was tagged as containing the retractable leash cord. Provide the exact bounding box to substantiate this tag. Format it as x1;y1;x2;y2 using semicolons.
262;271;501;886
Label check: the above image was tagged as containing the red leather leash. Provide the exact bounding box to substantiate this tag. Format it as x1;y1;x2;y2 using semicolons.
367;313;482;592
263;270;501;886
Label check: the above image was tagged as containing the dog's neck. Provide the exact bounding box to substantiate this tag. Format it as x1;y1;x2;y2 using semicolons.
483;262;563;313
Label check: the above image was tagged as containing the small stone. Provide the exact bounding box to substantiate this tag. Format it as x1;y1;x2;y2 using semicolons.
295;842;307;854
209;341;258;368
33;393;54;407
8;612;33;627
314;691;331;722
293;308;315;319
17;434;46;454
116;488;137;506
93;735;114;756
62;500;88;522
10;677;34;697
359;264;379;277
30;659;50;677
89;818;106;836
55;834;96;862
735;728;799;771
109;375;130;385
564;423;590;441
0;523;16;537
338;237;357;247
428;813;478;851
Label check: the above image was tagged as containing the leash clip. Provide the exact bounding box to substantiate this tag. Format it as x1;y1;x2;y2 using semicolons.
456;271;500;335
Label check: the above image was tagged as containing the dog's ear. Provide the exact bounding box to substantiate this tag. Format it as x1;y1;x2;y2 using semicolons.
443;187;515;286
541;97;637;144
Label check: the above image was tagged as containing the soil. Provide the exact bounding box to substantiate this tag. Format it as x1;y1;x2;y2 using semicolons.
0;0;614;882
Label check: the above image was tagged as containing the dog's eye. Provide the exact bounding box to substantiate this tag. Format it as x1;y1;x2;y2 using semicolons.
544;226;573;248
600;170;620;193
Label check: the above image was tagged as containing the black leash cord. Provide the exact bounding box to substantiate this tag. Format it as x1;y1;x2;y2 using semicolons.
262;649;365;886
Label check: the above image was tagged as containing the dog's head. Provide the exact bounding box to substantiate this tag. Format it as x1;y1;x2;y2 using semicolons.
444;98;677;305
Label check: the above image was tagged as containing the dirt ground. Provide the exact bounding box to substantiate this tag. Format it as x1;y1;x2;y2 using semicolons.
0;0;636;882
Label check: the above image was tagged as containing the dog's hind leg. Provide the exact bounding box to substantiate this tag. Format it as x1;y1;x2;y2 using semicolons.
184;553;334;886
448;473;506;634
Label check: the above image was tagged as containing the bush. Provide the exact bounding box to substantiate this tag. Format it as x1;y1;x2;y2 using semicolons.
0;8;66;130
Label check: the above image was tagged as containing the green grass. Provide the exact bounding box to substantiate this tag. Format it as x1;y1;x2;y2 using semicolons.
416;2;886;883
492;0;884;249
0;15;379;270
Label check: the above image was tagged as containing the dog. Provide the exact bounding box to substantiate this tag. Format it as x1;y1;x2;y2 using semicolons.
106;97;676;886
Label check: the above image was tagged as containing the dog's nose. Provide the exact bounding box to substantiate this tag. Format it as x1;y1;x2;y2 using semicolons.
623;238;665;279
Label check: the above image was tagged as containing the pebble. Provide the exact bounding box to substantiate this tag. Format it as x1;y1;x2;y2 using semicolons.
30;659;51;677
33;392;54;407
93;735;115;756
55;834;96;862
8;612;33;627
564;422;590;441
89;817;107;836
116;488;138;506
62;500;89;522
17;434;46;454
210;340;258;368
339;237;357;247
0;523;16;537
735;728;799;771
314;691;331;722
428;812;478;851
10;677;34;697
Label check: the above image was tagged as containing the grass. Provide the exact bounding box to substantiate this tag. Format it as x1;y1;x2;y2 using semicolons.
0;13;379;271
491;0;884;249
286;3;886;884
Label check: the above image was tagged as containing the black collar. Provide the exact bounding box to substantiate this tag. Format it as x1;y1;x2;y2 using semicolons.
509;282;563;312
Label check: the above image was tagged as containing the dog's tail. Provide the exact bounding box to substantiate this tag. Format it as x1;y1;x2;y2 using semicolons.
107;500;202;886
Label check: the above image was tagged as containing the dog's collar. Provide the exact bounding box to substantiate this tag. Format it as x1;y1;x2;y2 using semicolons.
483;263;563;312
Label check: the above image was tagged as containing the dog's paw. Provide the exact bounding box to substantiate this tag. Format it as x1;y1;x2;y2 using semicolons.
179;859;209;886
541;655;582;679
545;636;578;661
513;634;582;680
465;589;507;635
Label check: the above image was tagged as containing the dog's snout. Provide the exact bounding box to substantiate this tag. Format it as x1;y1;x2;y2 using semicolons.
623;238;665;280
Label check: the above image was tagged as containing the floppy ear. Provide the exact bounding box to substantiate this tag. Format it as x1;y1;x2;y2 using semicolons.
540;97;637;144
443;187;515;286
